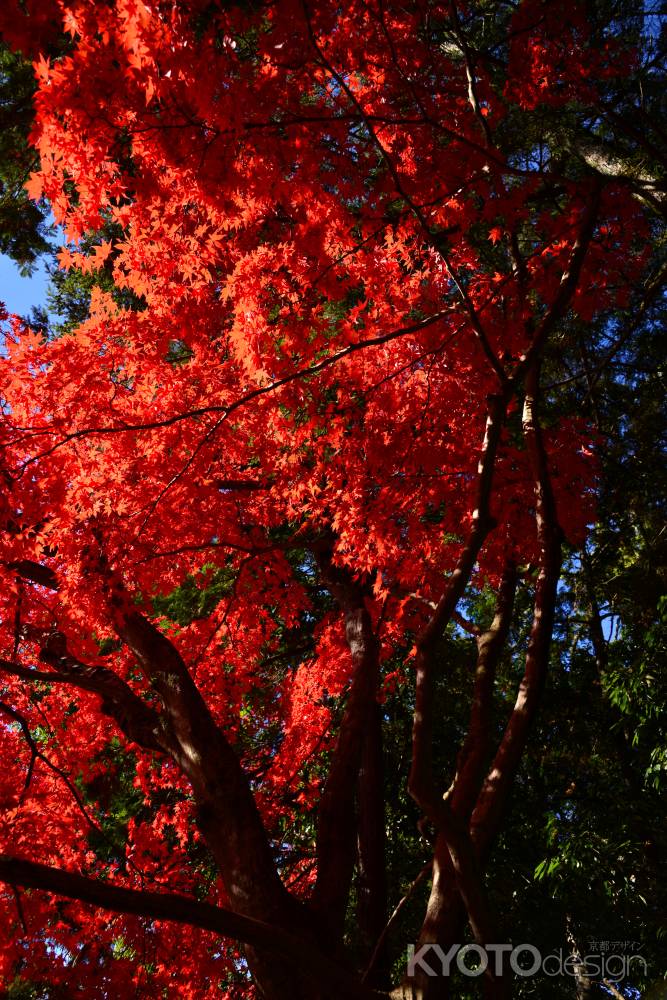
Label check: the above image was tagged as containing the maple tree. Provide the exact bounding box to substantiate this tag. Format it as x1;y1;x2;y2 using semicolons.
0;1;664;998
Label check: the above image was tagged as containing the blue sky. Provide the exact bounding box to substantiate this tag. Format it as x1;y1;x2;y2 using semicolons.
0;253;49;317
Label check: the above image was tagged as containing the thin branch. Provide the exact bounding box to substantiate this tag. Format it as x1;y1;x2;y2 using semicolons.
0;698;121;848
546;259;667;390
447;2;493;147
300;0;508;386
0;646;170;755
515;182;602;381
408;391;508;821
11;885;27;934
362;862;431;984
602;979;628;1000
14;308;452;471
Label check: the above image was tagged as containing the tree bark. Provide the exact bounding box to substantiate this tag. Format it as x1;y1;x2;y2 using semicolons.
409;392;508;823
407;568;517;1000
357;698;389;986
312;554;381;940
0;855;377;1000
471;362;563;859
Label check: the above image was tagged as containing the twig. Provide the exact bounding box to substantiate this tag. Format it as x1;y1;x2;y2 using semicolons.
362;862;431;983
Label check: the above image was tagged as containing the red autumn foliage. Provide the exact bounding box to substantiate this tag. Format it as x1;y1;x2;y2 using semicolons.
0;2;651;997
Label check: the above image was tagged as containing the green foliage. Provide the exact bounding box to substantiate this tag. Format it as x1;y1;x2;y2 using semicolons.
43;222;145;336
82;741;145;867
152;565;237;627
0;45;52;272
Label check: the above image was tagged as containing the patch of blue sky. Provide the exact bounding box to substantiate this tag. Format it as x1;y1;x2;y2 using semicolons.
0;252;50;317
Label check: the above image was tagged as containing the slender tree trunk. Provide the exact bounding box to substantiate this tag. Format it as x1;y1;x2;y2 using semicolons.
312;553;381;941
357;698;389;986
566;917;593;1000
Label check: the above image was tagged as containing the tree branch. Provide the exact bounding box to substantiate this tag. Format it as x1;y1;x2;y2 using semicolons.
7;559;58;590
15;308;452;471
0;648;170;755
471;362;563;857
300;0;508;386
112;603;298;924
0;855;378;1000
408;392;508;821
312;553;381;938
516;182;602;380
362;863;431;986
448;563;518;819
